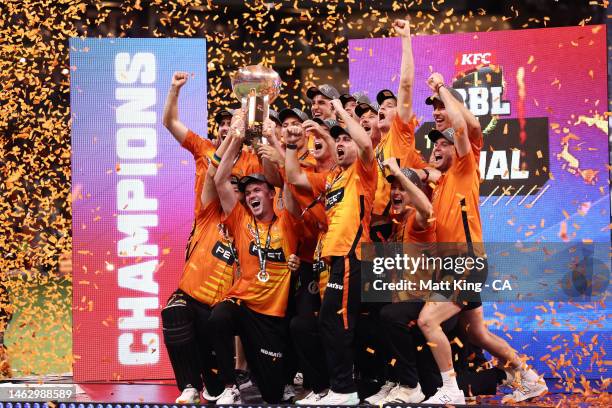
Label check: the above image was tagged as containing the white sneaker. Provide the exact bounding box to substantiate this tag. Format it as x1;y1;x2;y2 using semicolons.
175;387;200;404
216;385;243;405
202;388;221;402
382;383;425;404
295;390;328;405
502;378;548;403
293;372;304;386
364;381;397;405
317;390;360;405
283;384;296;402
424;386;466;404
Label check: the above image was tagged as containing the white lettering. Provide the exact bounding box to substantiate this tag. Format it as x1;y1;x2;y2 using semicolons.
118;214;158;257
118;180;158;211
116;88;156;124
510;149;529;179
118;333;159;365
486;150;509;180
490;87;511;115
115;52;155;84
116;128;157;159
468;87;489;116
118;297;159;329
118;260;159;294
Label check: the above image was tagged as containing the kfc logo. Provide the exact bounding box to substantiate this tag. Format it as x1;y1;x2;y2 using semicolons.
455;51;496;73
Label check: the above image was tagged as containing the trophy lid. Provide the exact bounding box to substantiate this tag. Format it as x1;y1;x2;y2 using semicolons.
231;65;282;103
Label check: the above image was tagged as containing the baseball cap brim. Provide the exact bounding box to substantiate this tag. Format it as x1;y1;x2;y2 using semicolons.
427;129;454;144
386;168;425;190
214;109;234;124
330;125;349;139
278;108;307;124
339;94;355;106
376;89;397;105
237;173;272;192
306;85;339;100
355;102;378;118
269;109;281;125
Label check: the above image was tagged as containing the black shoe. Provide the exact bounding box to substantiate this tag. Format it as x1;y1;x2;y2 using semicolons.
236;369;253;390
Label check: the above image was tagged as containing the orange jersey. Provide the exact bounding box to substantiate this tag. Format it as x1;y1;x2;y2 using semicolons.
307;156;377;259
278;165;327;263
390;211;436;244
373;115;427;216
432;134;483;255
181;130;216;217
233;148;263;179
222;204;301;317
179;200;235;306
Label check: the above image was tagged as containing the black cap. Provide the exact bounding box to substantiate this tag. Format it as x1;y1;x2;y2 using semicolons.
306;84;341;101
330;124;350;139
386;168;425;190
339;91;371;107
313;118;339;129
427;127;455;144
269;109;281;125
355;101;380;118
376;89;397;105
214;108;234;125
279;108;309;124
425;87;464;105
237;173;273;193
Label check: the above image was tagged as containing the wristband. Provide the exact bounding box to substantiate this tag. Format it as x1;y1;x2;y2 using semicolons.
435;83;445;93
212;153;222;163
422;168;430;181
286;143;298;150
208;157;219;168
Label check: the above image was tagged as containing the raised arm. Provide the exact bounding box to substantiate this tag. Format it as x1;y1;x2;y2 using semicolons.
331;99;374;163
162;72;190;144
258;118;285;187
393;18;414;122
282;184;302;218
285;127;313;191
427;73;470;157
214;119;245;215
201;125;237;206
384;158;432;230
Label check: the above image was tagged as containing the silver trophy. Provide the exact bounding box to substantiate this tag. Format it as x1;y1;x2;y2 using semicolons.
231;65;281;146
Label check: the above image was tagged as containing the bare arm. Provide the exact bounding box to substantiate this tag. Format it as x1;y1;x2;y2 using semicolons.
201;127;237;206
331;99;374;163
282;184;302;218
384;158;432;230
259;118;284;187
213;124;244;216
427;73;470;157
285;137;312;191
162;72;189;144
393;18;414;122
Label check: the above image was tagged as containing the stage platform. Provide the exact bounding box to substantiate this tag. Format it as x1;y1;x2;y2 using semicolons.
1;378;608;407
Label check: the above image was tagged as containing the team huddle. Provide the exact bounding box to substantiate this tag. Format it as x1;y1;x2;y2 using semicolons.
160;20;548;405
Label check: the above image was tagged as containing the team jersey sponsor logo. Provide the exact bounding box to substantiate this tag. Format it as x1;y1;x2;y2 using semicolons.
260;348;283;358
248;241;287;262
211;241;236;265
325;187;345;210
326;282;344;290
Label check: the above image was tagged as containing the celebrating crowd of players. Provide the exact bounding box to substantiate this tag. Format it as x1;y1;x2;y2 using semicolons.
160;19;548;405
